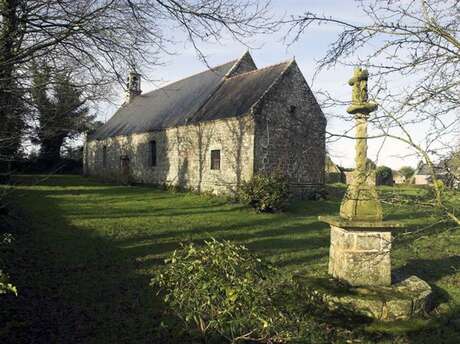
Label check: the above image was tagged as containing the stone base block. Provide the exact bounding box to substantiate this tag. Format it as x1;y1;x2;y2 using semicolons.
296;275;432;321
329;225;392;286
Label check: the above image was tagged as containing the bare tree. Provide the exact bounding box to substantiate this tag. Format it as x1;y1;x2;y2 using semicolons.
286;0;459;225
0;0;276;169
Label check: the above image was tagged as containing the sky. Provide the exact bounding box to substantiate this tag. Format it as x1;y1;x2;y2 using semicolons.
97;0;457;170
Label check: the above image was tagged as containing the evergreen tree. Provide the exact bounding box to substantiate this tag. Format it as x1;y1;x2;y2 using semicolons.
376;166;394;186
399;166;415;180
31;66;92;165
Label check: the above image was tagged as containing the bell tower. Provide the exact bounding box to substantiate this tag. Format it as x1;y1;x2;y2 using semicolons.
125;71;141;103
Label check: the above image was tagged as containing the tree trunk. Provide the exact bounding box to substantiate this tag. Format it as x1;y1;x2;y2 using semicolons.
39;136;65;168
0;0;22;171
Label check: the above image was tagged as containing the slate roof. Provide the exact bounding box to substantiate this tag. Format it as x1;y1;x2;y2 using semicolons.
191;62;290;123
415;161;447;175
90;55;292;140
416;163;431;175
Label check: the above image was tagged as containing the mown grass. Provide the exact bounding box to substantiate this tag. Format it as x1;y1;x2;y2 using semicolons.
0;175;459;343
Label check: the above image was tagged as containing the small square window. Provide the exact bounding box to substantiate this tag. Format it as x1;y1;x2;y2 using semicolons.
210;149;221;170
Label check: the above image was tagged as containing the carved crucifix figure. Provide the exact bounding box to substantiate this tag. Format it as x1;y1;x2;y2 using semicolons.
348;67;369;104
346;67;376;115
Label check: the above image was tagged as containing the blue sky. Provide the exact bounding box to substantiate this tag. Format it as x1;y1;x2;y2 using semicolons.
98;0;456;170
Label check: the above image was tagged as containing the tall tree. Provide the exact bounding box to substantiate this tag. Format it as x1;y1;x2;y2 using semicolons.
31;66;91;164
0;0;27;169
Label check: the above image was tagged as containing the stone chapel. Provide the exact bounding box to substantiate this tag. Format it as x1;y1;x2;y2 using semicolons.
84;52;326;195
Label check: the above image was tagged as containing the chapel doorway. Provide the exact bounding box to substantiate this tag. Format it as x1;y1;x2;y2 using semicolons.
120;155;131;184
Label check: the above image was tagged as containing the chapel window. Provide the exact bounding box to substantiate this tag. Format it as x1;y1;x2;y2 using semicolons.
210;149;221;170
149;140;157;167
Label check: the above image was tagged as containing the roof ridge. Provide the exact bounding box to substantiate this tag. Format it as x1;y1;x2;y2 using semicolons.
224;51;254;78
140;59;238;97
225;59;293;80
189;59;295;124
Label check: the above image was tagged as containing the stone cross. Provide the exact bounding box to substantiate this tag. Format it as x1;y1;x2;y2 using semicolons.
340;67;381;222
318;69;430;316
319;67;402;287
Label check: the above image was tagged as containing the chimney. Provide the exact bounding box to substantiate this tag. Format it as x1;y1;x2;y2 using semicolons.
126;71;141;103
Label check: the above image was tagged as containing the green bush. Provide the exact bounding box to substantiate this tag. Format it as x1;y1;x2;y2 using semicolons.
434;179;445;190
152;239;357;343
0;270;16;296
399;166;415;180
429;179;445;199
152;239;280;342
0;233;17;296
239;174;289;212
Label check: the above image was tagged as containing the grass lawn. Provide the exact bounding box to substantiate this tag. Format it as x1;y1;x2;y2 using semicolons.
1;175;459;343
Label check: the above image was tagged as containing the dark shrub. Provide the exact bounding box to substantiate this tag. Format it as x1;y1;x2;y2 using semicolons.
304;188;327;200
376;166;394;185
0;174;11;185
10;157;82;174
239;174;289;212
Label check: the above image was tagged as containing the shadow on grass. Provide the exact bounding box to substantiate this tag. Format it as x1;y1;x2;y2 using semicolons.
116;219;330;266
0;176;334;343
5;176;456;343
394;256;460;295
0;198;189;343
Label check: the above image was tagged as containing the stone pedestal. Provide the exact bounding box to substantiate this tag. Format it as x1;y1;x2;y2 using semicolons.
329;225;391;286
320;216;403;287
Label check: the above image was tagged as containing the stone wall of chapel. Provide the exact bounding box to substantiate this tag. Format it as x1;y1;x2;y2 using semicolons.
84;115;255;194
253;61;326;194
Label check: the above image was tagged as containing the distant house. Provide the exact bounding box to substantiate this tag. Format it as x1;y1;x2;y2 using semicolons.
413;163;433;185
84;52;326;195
438;154;460;189
325;155;345;183
393;171;406;184
412;161;456;186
